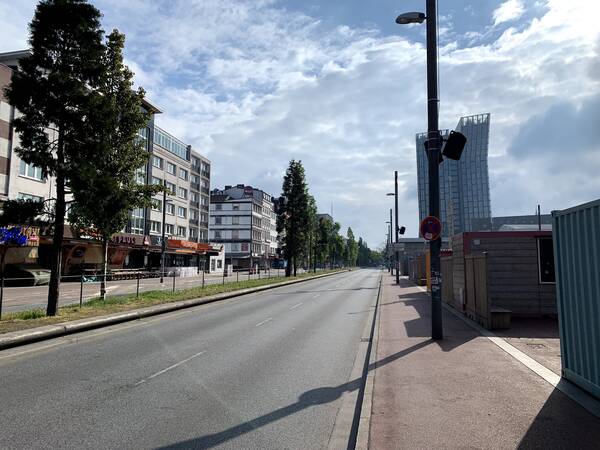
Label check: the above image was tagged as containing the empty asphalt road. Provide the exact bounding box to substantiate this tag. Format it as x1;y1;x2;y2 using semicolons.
0;269;380;449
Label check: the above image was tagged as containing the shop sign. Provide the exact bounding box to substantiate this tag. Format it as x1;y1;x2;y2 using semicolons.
168;239;198;250
110;233;146;246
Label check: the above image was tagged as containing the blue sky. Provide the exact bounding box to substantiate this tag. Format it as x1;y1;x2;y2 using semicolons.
1;0;599;247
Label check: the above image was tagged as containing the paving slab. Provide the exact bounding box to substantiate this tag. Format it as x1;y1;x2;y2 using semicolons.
368;275;600;450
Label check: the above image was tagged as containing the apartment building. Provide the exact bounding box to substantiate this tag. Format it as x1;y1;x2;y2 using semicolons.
0;50;214;273
210;185;278;269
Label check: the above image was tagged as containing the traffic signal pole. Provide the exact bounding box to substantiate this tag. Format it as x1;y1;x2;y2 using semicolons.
426;0;443;340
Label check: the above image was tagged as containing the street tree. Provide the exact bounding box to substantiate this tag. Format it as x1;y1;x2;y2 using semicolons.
346;227;358;267
69;30;160;300
317;215;333;268
277;160;310;276
4;0;105;315
306;195;318;273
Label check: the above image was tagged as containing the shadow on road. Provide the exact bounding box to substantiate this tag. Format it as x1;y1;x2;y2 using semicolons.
156;338;436;450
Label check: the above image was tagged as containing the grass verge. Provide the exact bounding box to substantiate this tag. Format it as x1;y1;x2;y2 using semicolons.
0;270;343;335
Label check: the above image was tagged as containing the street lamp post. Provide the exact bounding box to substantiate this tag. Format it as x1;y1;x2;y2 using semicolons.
387;171;401;284
160;180;169;284
397;0;443;340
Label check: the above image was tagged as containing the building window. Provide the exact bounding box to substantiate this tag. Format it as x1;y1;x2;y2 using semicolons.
165;224;174;235
215;231;222;239
17;193;43;202
152;176;162;185
191;192;199;202
232;204;239;211
130;208;144;235
215;217;222;225
153;127;189;161
179;168;188;180
152;155;163;169
177;206;187;218
177;226;186;237
190;227;198;238
166;182;176;194
538;238;556;284
166;203;175;215
190;209;199;220
178;187;188;199
19;161;44;181
191;174;199;184
217;260;222;269
215;204;222;210
152;199;162;211
150;221;161;233
232;216;239;225
232;230;239;239
166;162;176;175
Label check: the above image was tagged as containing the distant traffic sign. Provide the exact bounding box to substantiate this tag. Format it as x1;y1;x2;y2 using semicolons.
420;216;442;241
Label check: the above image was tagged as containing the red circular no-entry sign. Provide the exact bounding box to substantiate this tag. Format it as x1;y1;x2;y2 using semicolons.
420;216;442;241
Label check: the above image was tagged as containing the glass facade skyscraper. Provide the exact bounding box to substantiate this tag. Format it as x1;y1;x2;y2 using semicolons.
416;113;491;237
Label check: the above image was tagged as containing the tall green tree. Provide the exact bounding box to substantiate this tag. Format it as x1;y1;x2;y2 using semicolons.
346;227;358;267
69;30;160;300
317;216;333;268
277;160;310;276
306;195;318;273
4;0;105;315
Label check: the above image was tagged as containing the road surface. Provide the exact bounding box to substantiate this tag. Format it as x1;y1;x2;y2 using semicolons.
0;269;379;449
1;268;300;314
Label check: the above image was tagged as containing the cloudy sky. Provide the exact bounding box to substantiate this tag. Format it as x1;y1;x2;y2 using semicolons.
1;0;599;247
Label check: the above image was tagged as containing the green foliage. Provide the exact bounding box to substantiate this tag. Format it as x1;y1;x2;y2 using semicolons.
357;237;381;266
0;199;45;226
4;0;104;177
346;227;358;267
68;30;160;242
4;0;106;315
277;160;310;275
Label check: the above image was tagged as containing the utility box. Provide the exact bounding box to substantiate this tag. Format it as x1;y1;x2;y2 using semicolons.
553;199;600;399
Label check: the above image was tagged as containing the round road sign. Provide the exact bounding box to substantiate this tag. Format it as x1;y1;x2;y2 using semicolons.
420;216;442;241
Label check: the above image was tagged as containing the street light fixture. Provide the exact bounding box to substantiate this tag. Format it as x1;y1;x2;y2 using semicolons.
395;12;425;24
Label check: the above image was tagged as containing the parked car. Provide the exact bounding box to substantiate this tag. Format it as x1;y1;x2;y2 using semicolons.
3;264;51;286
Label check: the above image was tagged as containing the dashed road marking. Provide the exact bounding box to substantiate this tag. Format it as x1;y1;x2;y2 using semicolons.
290;303;303;310
255;317;273;327
135;350;206;386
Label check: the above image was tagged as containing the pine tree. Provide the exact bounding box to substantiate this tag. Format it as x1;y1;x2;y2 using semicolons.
69;30;161;300
4;0;104;316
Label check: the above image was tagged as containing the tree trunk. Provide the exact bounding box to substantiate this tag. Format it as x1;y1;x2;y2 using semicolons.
47;133;66;317
100;236;108;300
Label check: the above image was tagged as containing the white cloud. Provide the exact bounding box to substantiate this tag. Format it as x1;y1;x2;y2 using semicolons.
493;0;525;26
1;0;599;247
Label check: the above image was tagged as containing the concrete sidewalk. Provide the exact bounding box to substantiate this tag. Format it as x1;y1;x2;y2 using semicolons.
367;275;600;450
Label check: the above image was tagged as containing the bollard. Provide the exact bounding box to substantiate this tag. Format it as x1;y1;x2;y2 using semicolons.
80;274;84;308
248;269;250;281
222;270;225;285
202;270;205;289
258;268;261;280
269;267;271;278
172;271;176;292
136;272;140;298
236;270;239;283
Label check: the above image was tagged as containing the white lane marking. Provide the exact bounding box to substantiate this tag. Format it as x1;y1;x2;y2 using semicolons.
135;350;206;386
312;294;320;298
290;302;303;310
255;317;273;327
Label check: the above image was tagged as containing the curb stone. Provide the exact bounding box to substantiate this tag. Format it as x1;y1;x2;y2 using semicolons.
0;270;348;350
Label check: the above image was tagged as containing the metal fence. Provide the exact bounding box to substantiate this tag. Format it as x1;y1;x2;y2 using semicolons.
0;267;316;319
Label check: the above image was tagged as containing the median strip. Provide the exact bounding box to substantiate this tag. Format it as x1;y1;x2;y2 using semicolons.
0;270;348;350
